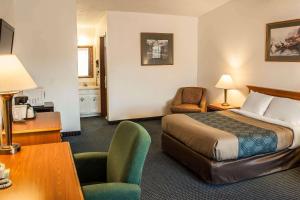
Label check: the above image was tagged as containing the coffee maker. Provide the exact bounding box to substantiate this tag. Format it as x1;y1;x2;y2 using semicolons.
13;96;36;121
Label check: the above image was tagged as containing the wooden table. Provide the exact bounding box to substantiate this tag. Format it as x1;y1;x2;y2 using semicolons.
207;103;240;112
0;142;84;200
2;112;62;146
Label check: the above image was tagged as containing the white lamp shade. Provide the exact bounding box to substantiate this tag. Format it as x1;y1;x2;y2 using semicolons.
215;74;235;89
0;55;37;94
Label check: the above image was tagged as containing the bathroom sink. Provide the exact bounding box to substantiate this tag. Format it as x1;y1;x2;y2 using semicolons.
79;86;100;90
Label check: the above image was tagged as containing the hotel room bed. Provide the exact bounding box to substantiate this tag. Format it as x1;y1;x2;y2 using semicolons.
161;85;300;184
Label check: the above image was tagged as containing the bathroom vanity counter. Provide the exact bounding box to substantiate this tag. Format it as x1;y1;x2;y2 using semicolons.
78;86;100;117
79;86;100;90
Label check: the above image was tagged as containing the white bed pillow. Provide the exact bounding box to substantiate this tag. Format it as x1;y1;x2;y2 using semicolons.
264;97;300;126
241;92;273;115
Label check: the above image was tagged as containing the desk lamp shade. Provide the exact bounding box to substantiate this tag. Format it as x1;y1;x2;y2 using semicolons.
0;55;37;154
215;74;235;106
0;55;36;94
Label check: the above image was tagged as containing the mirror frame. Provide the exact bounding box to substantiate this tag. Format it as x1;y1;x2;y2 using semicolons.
78;45;94;78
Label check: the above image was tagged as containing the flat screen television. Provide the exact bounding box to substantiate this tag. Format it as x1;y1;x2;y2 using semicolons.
0;19;14;54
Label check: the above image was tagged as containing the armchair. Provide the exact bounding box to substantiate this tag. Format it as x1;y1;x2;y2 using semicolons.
171;87;207;113
74;121;151;200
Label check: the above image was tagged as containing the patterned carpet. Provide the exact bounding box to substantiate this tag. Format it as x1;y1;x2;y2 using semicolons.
64;117;300;200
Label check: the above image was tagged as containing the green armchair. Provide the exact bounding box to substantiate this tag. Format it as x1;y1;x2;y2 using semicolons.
74;121;151;200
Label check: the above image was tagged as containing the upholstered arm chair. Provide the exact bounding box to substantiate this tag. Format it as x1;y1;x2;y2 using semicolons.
74;121;151;200
171;87;207;113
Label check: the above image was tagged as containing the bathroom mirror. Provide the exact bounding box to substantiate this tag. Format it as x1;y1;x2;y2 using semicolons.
78;46;93;78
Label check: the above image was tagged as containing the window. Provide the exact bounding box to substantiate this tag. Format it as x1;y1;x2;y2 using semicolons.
78;46;93;78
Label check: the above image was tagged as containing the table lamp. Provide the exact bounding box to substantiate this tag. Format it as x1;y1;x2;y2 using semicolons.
215;74;235;106
0;55;37;154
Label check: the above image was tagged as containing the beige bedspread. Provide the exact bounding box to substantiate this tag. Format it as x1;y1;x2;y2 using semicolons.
162;111;293;161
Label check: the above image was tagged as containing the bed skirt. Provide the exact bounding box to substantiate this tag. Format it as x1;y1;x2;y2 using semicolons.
161;132;300;184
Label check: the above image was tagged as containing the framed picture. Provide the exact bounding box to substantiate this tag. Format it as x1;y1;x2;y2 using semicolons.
266;19;300;62
141;33;173;65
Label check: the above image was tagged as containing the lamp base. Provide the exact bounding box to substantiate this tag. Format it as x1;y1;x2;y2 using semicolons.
221;102;230;107
0;143;21;155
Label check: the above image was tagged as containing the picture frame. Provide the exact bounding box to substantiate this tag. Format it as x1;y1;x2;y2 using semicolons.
141;33;173;66
266;19;300;62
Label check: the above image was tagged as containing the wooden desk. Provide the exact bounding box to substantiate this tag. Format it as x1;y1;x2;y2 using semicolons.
2;112;62;146
0;142;84;200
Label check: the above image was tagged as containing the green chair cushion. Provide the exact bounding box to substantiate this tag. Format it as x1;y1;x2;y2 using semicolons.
82;183;141;200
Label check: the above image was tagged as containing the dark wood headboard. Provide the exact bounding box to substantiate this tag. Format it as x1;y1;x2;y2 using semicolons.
247;85;300;101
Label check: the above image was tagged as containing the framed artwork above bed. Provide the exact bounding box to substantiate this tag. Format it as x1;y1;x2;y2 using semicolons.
266;19;300;62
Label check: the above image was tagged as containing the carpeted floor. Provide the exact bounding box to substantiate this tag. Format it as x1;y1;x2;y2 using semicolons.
64;117;300;200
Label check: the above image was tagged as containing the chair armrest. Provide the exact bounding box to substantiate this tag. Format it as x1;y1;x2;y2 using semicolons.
82;183;141;200
200;89;207;112
172;88;183;106
74;152;108;184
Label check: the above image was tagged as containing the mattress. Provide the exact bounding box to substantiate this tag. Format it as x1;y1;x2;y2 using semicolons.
162;110;294;161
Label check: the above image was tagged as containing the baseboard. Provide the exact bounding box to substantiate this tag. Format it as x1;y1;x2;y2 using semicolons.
107;116;163;125
80;113;100;118
61;116;162;136
61;131;81;137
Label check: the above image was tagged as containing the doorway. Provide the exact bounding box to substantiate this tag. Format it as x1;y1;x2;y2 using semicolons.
99;36;107;118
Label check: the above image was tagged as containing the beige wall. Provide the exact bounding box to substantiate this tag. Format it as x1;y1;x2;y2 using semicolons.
198;0;300;106
3;0;299;127
106;11;198;121
0;0;15;130
94;15;107;87
77;15;107;86
13;0;81;132
95;14;108;66
0;0;14;26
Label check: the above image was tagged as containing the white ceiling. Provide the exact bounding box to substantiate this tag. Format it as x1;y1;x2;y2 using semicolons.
77;0;232;27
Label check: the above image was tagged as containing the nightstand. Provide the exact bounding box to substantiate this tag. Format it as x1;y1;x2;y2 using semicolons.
207;103;240;112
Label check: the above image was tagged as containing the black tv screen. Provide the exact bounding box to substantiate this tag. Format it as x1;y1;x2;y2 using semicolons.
0;19;14;54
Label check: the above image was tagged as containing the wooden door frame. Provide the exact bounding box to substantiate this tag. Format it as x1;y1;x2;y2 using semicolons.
100;36;107;117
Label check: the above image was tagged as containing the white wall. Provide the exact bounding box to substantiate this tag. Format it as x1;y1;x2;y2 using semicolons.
13;0;81;132
198;0;300;106
106;11;198;121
